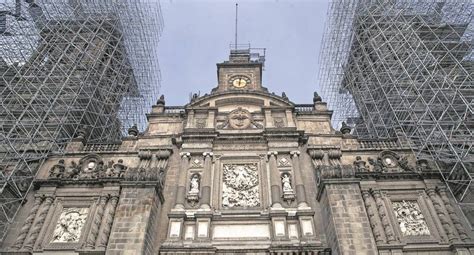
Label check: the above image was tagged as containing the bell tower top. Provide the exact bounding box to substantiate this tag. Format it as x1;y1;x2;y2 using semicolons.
214;45;266;93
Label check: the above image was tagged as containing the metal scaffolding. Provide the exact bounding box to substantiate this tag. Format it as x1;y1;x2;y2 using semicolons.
0;0;162;241
319;0;473;209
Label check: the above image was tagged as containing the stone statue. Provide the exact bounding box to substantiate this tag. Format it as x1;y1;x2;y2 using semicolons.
189;174;200;194
112;159;127;177
398;156;414;172
353;156;368;172
368;157;384;172
281;173;293;192
104;160;115;177
49;159;65;178
63;161;80;179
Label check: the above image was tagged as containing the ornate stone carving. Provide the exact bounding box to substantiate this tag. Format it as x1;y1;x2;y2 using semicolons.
438;187;470;241
52;208;89;243
278;157;291;167
361;190;385;244
98;196;119;247
217;107;263;129
85;196;107;247
196;118;207;128
104;159;127;178
353;156;368;172
281;173;295;203
392;200;430;236
49;156;128;180
273;117;285;128
327;150;342;166
426;188;456;242
368;157;384;172
23;196;54;250
187;173;200;205
11;196;43;249
316;165;355;180
190;158;203;168
222;163;260;208
372;190;396;243
308;149;324;167
49;160;66;178
367;151;415;173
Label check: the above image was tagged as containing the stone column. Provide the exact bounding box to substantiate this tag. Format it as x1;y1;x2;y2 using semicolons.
11;196;43;249
438;187;470;242
361;190;385;244
371;190;396;244
426;188;456;242
200;152;213;209
290;151;307;207
86;195;108;248
98;195;119;248
23;196;54;250
267;151;282;207
175;152;190;209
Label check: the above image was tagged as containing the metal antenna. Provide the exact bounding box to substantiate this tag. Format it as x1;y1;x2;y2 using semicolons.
234;3;238;49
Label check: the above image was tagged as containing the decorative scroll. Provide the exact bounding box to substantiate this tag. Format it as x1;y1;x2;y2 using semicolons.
52;208;89;243
392;200;430;236
222;163;260;208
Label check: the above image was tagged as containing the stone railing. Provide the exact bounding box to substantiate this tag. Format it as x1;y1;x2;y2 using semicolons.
82;143;121;152
358;138;400;150
164;106;185;114
294;104;313;113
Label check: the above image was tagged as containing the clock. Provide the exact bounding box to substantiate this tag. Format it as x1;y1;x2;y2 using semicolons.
229;75;251;88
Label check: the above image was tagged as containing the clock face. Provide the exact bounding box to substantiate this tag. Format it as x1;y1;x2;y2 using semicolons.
229;76;250;88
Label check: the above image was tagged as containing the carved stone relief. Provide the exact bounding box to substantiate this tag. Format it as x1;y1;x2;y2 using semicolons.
48;155;128;180
217;107;263;130
278;157;291;167
353;156;368;172
222;163;260;208
52;208;89;243
273;117;285;128
392;200;430;236
196;118;207;129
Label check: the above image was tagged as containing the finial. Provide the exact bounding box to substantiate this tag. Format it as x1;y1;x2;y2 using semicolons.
157;95;165;105
313;91;322;103
128;124;139;137
340;121;351;135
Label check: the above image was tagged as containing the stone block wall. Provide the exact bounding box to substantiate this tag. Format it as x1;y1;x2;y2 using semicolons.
106;186;159;255
320;182;377;255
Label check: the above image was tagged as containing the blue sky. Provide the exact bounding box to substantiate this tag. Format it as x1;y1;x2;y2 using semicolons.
158;0;329;105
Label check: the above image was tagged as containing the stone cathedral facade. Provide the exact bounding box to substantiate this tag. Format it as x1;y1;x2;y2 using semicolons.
2;49;473;255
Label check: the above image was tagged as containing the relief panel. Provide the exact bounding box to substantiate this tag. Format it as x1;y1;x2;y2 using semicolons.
52;208;89;243
222;163;260;208
392;200;430;236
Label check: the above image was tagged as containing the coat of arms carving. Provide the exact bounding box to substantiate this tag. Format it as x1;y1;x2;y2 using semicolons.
222;163;260;208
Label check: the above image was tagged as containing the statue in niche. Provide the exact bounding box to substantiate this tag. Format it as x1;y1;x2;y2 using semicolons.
52;208;89;243
49;159;65;178
353;156;368;172
189;174;200;194
281;173;295;203
281;173;293;192
187;174;200;205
